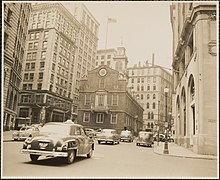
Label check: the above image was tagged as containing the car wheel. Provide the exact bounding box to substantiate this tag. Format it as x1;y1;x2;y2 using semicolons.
30;154;39;162
87;148;93;158
112;141;114;145
66;150;75;164
136;143;139;146
98;140;101;144
117;141;120;144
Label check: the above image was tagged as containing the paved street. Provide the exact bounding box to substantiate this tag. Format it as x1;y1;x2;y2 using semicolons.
2;132;218;178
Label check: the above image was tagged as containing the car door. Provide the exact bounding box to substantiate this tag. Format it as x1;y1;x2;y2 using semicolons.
75;126;85;154
81;128;91;154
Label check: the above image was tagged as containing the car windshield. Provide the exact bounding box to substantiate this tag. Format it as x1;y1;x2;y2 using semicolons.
40;124;70;135
121;131;131;136
20;127;31;131
139;132;151;137
102;130;114;135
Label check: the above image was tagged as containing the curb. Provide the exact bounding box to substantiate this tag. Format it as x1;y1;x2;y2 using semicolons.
153;147;217;160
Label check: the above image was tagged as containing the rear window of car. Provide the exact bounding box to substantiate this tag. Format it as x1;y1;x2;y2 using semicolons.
40;124;70;135
102;129;115;135
120;131;131;136
139;132;151;137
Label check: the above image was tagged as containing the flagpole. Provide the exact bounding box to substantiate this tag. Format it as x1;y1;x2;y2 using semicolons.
104;17;109;63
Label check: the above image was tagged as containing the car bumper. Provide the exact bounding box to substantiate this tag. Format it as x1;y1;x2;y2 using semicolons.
120;137;132;141
137;141;152;145
98;138;115;142
21;149;68;157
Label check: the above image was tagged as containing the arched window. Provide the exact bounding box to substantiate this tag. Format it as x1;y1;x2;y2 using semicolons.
147;94;150;99
147;103;149;109
151;123;154;128
141;85;144;91
151;112;154;119
153;103;156;109
148;112;151;119
147;122;150;128
137;85;140;91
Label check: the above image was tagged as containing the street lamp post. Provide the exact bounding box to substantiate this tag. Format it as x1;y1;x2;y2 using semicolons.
163;87;169;154
157;100;160;146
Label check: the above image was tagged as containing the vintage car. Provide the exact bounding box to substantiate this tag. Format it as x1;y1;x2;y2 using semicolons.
120;130;134;142
12;126;40;141
97;129;120;145
21;120;94;164
136;131;154;147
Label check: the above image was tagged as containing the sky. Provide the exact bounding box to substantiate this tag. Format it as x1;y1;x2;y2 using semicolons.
65;1;173;69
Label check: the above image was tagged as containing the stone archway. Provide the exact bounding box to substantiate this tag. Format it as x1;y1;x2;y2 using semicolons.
188;74;196;146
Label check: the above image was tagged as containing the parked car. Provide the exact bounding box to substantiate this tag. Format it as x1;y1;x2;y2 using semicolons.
21;120;94;164
153;133;165;142
120;130;134;142
12;126;40;141
136;131;154;147
97;129;120;145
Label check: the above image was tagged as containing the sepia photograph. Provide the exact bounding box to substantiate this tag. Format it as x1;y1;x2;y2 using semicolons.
2;1;219;179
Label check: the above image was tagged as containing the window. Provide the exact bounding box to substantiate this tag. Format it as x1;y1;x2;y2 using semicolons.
147;103;149;109
37;83;42;90
147;85;150;90
32;52;37;59
141;94;143;99
99;78;105;88
24;73;28;80
153;103;156;109
141;78;144;83
40;62;45;68
137;85;140;91
39;72;43;80
141;85;144;91
41;51;46;59
153;85;156;90
30;33;35;40
151;112;154;119
147;94;150;99
137;78;140;83
101;55;105;60
42;41;47;48
35;32;40;39
33;42;38;49
44;31;49;39
153;94;156;99
29;73;34;80
131;78;134;83
111;113;117;124
98;94;105;106
27;53;32;60
52;63;55;71
85;94;91;105
28;43;33;49
83;112;90;122
31;63;35;70
112;94;118;106
96;113;104;123
107;55;111;59
148;112;151;119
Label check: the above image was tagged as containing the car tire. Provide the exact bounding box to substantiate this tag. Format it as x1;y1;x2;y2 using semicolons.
66;150;75;164
87;148;93;158
30;154;39;162
117;141;120;144
136;143;139;146
98;140;101;144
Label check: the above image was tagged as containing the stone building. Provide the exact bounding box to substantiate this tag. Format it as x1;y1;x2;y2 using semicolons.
3;3;32;130
77;65;144;135
170;2;217;155
18;3;99;125
127;57;173;133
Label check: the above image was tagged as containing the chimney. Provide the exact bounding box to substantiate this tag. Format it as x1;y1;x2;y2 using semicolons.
152;53;155;66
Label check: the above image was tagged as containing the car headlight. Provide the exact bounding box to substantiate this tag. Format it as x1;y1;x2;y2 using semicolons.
23;138;32;149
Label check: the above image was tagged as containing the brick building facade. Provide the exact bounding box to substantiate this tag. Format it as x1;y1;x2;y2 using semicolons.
77;65;144;135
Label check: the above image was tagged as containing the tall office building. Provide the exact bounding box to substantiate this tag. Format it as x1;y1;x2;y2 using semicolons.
170;2;217;155
127;57;173;132
18;3;99;125
3;3;32;130
67;3;100;86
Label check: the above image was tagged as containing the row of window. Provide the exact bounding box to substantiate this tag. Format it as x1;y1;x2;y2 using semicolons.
136;93;157;100
84;94;118;106
131;77;157;83
22;83;42;90
83;112;117;124
132;85;157;91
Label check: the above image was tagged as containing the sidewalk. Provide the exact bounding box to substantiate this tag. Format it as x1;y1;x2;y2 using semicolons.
2;131;14;141
153;141;217;160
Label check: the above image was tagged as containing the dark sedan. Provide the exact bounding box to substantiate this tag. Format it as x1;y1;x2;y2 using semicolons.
21;120;94;164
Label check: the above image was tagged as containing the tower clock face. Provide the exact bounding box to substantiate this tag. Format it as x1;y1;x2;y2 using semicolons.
99;68;107;76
